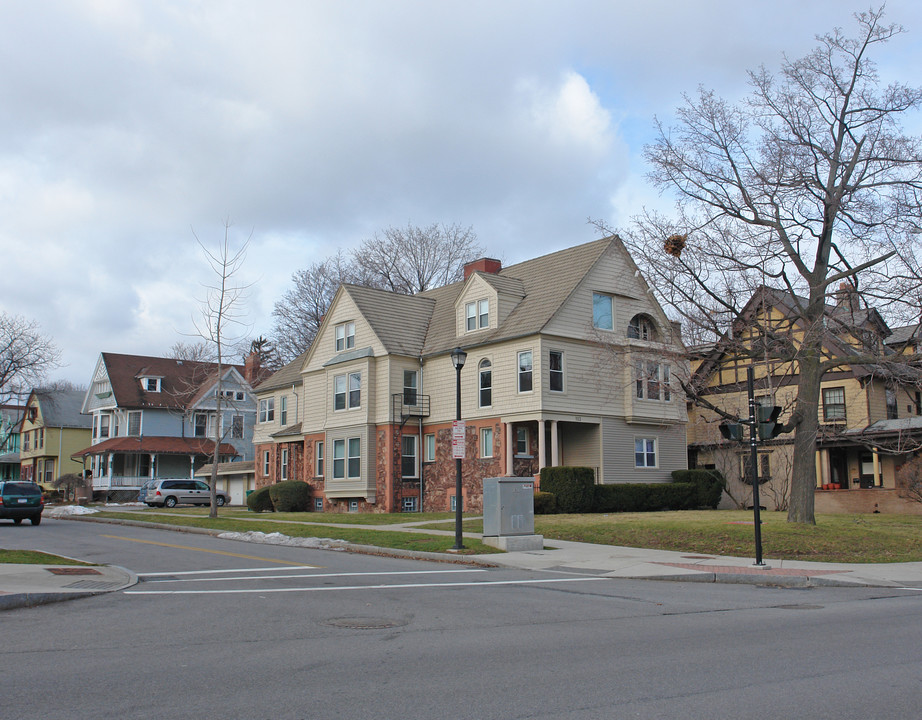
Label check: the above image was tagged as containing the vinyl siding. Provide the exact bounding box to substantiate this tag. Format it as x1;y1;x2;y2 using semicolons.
600;417;687;484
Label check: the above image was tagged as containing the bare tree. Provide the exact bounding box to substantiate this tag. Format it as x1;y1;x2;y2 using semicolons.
599;8;922;524
192;221;252;518
168;340;215;362
353;222;483;294
271;224;484;363
0;312;61;404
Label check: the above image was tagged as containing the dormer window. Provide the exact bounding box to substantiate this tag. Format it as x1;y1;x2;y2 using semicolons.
628;314;657;341
141;377;161;392
335;322;355;352
466;299;489;331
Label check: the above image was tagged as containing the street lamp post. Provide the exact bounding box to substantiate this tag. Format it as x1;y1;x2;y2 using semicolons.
450;346;467;550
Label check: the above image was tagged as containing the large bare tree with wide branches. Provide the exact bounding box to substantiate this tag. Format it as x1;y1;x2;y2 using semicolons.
601;7;922;524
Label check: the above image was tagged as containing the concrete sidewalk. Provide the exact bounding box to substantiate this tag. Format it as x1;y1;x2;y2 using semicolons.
0;563;137;611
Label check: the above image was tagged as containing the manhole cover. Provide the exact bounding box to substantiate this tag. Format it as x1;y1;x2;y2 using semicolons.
777;604;824;611
46;568;102;576
324;617;408;630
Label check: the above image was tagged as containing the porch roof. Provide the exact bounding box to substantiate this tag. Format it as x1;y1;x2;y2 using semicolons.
73;436;239;458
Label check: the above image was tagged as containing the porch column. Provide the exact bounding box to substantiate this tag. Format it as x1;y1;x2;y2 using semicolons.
189;455;195;479
505;423;513;476
815;450;825;488
107;453;114;488
149;454;156;478
538;420;546;472
872;449;881;488
550;421;559;467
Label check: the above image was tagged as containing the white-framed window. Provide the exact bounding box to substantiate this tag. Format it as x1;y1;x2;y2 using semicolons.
259;398;275;423
549;350;564;392
314;497;324;511
348;437;361;478
316;441;324;477
450;495;462;512
465;299;489;331
262;450;270;476
334;372;362;411
333;437;361;479
592;292;613;330
127;411;142;437
515;426;529;456
628;314;656;341
518;350;533;393
280;448;289;481
403;370;418;406
479;359;492;407
335;321;355;352
401;435;418;478
142;377;161;392
349;500;359;512
424;433;435;462
635;361;671;402
279;396;288;426
635;438;657;468
402;496;418;512
194;413;209;437
99;414;110;439
480;427;493;458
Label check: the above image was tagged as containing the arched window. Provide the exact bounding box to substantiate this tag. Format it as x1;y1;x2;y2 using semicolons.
479;359;492;407
628;314;657;341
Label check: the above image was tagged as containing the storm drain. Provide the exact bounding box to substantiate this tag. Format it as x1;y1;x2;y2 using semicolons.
324;617;408;630
46;568;102;576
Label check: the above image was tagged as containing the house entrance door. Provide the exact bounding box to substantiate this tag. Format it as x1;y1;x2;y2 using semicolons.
828;449;849;489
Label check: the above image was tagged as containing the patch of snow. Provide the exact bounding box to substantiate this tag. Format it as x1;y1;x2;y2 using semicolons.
218;530;347;549
48;505;99;516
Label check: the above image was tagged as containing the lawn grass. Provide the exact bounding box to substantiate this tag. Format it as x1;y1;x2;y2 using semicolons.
0;549;92;565
535;510;922;563
156;507;458;525
94;510;500;555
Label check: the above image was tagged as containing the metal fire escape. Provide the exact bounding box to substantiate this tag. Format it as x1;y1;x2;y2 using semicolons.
391;392;430;510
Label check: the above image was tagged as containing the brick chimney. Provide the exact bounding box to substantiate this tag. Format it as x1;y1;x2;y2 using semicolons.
244;351;261;386
463;257;502;280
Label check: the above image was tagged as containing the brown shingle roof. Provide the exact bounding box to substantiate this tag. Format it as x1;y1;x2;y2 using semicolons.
73;436;238;457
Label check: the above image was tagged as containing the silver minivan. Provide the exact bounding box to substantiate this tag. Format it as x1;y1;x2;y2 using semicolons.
139;479;230;508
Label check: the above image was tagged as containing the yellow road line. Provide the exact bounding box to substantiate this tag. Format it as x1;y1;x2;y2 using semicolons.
100;535;322;567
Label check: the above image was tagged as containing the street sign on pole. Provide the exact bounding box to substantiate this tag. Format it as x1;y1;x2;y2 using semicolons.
452;420;466;459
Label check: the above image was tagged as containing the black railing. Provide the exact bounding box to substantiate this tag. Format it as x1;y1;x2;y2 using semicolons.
392;393;430;422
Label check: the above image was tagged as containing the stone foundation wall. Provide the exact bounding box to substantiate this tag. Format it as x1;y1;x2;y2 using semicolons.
814;488;922;515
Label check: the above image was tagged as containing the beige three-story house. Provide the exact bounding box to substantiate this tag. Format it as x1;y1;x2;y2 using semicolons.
253;236;688;513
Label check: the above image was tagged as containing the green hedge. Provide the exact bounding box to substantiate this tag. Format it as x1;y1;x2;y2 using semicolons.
533;491;557;515
539;467;595;513
268;480;313;512
246;486;275;512
670;469;726;509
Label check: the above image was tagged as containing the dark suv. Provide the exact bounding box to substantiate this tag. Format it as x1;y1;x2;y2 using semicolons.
0;482;44;525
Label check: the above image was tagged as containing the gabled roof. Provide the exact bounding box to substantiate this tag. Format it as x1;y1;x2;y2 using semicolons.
73;436;237;457
28;389;92;429
344;284;436;356
420;237;613;355
886;323;922;348
91;353;247;412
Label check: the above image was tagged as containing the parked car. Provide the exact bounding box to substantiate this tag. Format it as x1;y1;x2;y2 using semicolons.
138;479;230;508
0;482;44;525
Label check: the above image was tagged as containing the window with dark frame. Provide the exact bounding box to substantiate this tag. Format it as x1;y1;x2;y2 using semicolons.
823;387;846;421
549;350;563;392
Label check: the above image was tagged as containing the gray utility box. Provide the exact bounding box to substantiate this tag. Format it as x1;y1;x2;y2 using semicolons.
482;477;535;537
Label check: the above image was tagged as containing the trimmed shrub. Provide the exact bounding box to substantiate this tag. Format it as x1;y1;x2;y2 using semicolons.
533;491;557;515
594;482;697;513
268;480;312;512
540;467;595;513
671;469;726;509
247;486;275;513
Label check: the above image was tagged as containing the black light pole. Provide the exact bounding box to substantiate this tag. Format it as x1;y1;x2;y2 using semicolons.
450;346;467;550
747;366;766;566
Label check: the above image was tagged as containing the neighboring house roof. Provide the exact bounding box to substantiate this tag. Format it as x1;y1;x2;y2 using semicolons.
885;323;922;348
271;422;303;439
73;436;238;457
255;350;310;393
29;389;92;428
93;353;247;411
195;460;255;478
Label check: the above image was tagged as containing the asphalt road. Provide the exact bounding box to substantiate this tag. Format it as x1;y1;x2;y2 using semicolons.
2;517;922;719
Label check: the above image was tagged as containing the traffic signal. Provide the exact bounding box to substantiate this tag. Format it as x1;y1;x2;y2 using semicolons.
719;422;744;441
757;405;783;440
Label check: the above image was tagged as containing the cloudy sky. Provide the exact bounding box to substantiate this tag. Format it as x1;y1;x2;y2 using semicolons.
2;0;921;386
